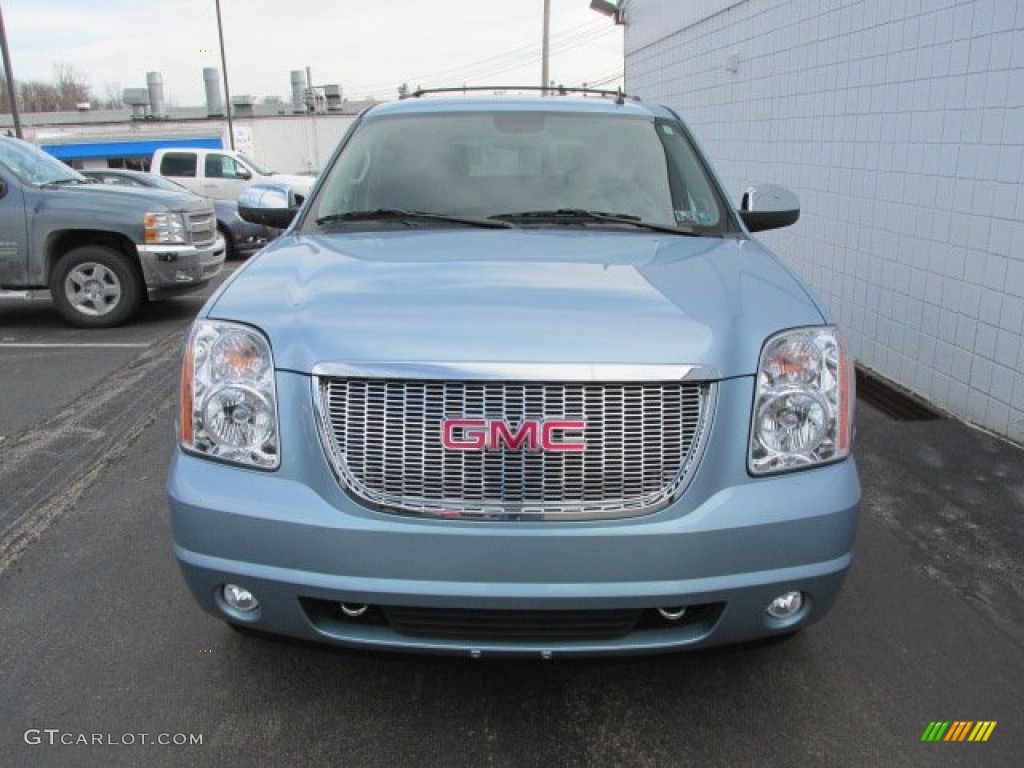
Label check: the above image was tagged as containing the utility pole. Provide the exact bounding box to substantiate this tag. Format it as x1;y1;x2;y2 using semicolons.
0;4;23;138
541;0;550;95
215;0;235;150
306;66;320;170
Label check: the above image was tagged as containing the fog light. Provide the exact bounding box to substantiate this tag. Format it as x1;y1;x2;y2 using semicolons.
222;584;259;612
340;602;369;618
657;606;688;621
766;591;803;619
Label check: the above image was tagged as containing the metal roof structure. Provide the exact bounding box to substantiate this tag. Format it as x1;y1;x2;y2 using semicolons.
0;99;379;131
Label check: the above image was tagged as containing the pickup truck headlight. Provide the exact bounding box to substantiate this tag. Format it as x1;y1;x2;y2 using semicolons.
749;327;854;475
179;320;279;469
144;211;187;244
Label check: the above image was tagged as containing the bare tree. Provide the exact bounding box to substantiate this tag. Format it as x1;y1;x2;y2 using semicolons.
19;80;59;111
52;62;91;108
101;80;123;109
0;62;95;113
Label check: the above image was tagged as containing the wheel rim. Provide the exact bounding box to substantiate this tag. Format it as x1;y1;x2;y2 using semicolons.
64;262;122;317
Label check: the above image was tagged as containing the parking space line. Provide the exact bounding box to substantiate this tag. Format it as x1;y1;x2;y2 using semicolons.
0;343;151;349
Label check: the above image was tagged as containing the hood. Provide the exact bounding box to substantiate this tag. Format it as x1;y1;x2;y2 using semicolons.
207;230;826;379
46;182;211;214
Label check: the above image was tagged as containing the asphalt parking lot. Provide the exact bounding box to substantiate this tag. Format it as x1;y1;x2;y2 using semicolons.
0;271;235;581
0;272;1021;767
0;285;228;437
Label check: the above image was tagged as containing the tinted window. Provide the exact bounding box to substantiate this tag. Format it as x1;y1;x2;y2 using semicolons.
160;153;197;178
205;154;245;179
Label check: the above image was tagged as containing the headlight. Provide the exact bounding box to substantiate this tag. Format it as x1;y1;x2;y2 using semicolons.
749;327;854;475
144;212;187;244
179;320;279;469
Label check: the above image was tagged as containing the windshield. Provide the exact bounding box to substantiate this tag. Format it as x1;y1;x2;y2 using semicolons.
145;174;191;192
85;171;190;193
237;152;274;176
0;139;86;185
312;111;729;233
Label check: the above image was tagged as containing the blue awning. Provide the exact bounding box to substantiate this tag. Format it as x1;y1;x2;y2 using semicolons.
41;136;223;160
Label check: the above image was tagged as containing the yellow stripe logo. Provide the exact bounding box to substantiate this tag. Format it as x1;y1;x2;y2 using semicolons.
921;721;996;742
968;722;997;742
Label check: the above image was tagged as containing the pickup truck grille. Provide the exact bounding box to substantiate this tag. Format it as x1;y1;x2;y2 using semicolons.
186;211;217;247
315;376;713;521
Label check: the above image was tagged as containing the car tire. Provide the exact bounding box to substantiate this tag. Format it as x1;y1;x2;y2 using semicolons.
218;224;238;260
50;245;143;328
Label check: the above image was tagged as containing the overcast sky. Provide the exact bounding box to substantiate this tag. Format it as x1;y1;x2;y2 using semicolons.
2;0;624;106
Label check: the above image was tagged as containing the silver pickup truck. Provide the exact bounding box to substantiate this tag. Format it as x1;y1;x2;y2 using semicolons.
0;136;225;327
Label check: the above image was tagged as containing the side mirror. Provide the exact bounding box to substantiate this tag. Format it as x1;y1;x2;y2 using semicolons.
236;166;252;180
238;182;299;228
0;178;6;198
738;184;800;232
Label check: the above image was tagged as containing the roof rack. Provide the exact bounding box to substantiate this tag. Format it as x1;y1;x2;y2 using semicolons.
408;85;636;106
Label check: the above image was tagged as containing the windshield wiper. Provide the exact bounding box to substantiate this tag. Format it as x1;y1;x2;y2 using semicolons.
488;209;697;236
316;209;514;229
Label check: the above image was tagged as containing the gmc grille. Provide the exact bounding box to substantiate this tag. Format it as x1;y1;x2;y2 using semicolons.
315;376;713;521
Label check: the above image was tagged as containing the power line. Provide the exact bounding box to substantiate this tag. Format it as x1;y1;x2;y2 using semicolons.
345;19;614;95
347;19;607;93
581;71;624;88
452;26;616;86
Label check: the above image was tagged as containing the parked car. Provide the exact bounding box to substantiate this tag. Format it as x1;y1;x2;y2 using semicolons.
81;169;279;259
150;147;314;203
168;90;860;657
0;136;224;327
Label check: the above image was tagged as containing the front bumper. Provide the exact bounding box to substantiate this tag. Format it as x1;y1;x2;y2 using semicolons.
231;233;272;257
138;236;226;298
168;375;860;657
237;223;279;256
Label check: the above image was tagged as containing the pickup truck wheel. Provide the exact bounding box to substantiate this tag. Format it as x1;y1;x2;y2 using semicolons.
218;224;238;260
50;245;143;328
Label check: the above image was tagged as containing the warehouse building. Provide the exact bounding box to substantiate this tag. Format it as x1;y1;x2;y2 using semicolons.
1;68;368;175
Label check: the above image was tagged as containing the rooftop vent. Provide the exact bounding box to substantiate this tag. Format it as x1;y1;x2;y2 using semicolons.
232;95;255;117
203;67;225;117
122;87;150;120
146;72;166;118
290;70;307;114
323;84;343;112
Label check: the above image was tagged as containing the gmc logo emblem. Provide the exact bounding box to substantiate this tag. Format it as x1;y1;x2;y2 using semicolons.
442;419;586;452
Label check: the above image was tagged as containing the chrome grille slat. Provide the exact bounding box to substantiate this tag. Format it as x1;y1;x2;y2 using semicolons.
187;211;217;247
316;377;713;521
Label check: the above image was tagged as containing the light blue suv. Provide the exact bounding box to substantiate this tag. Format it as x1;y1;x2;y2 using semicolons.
168;89;859;656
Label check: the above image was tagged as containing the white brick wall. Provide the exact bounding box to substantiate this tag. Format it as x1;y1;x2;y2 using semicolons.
622;0;1024;442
